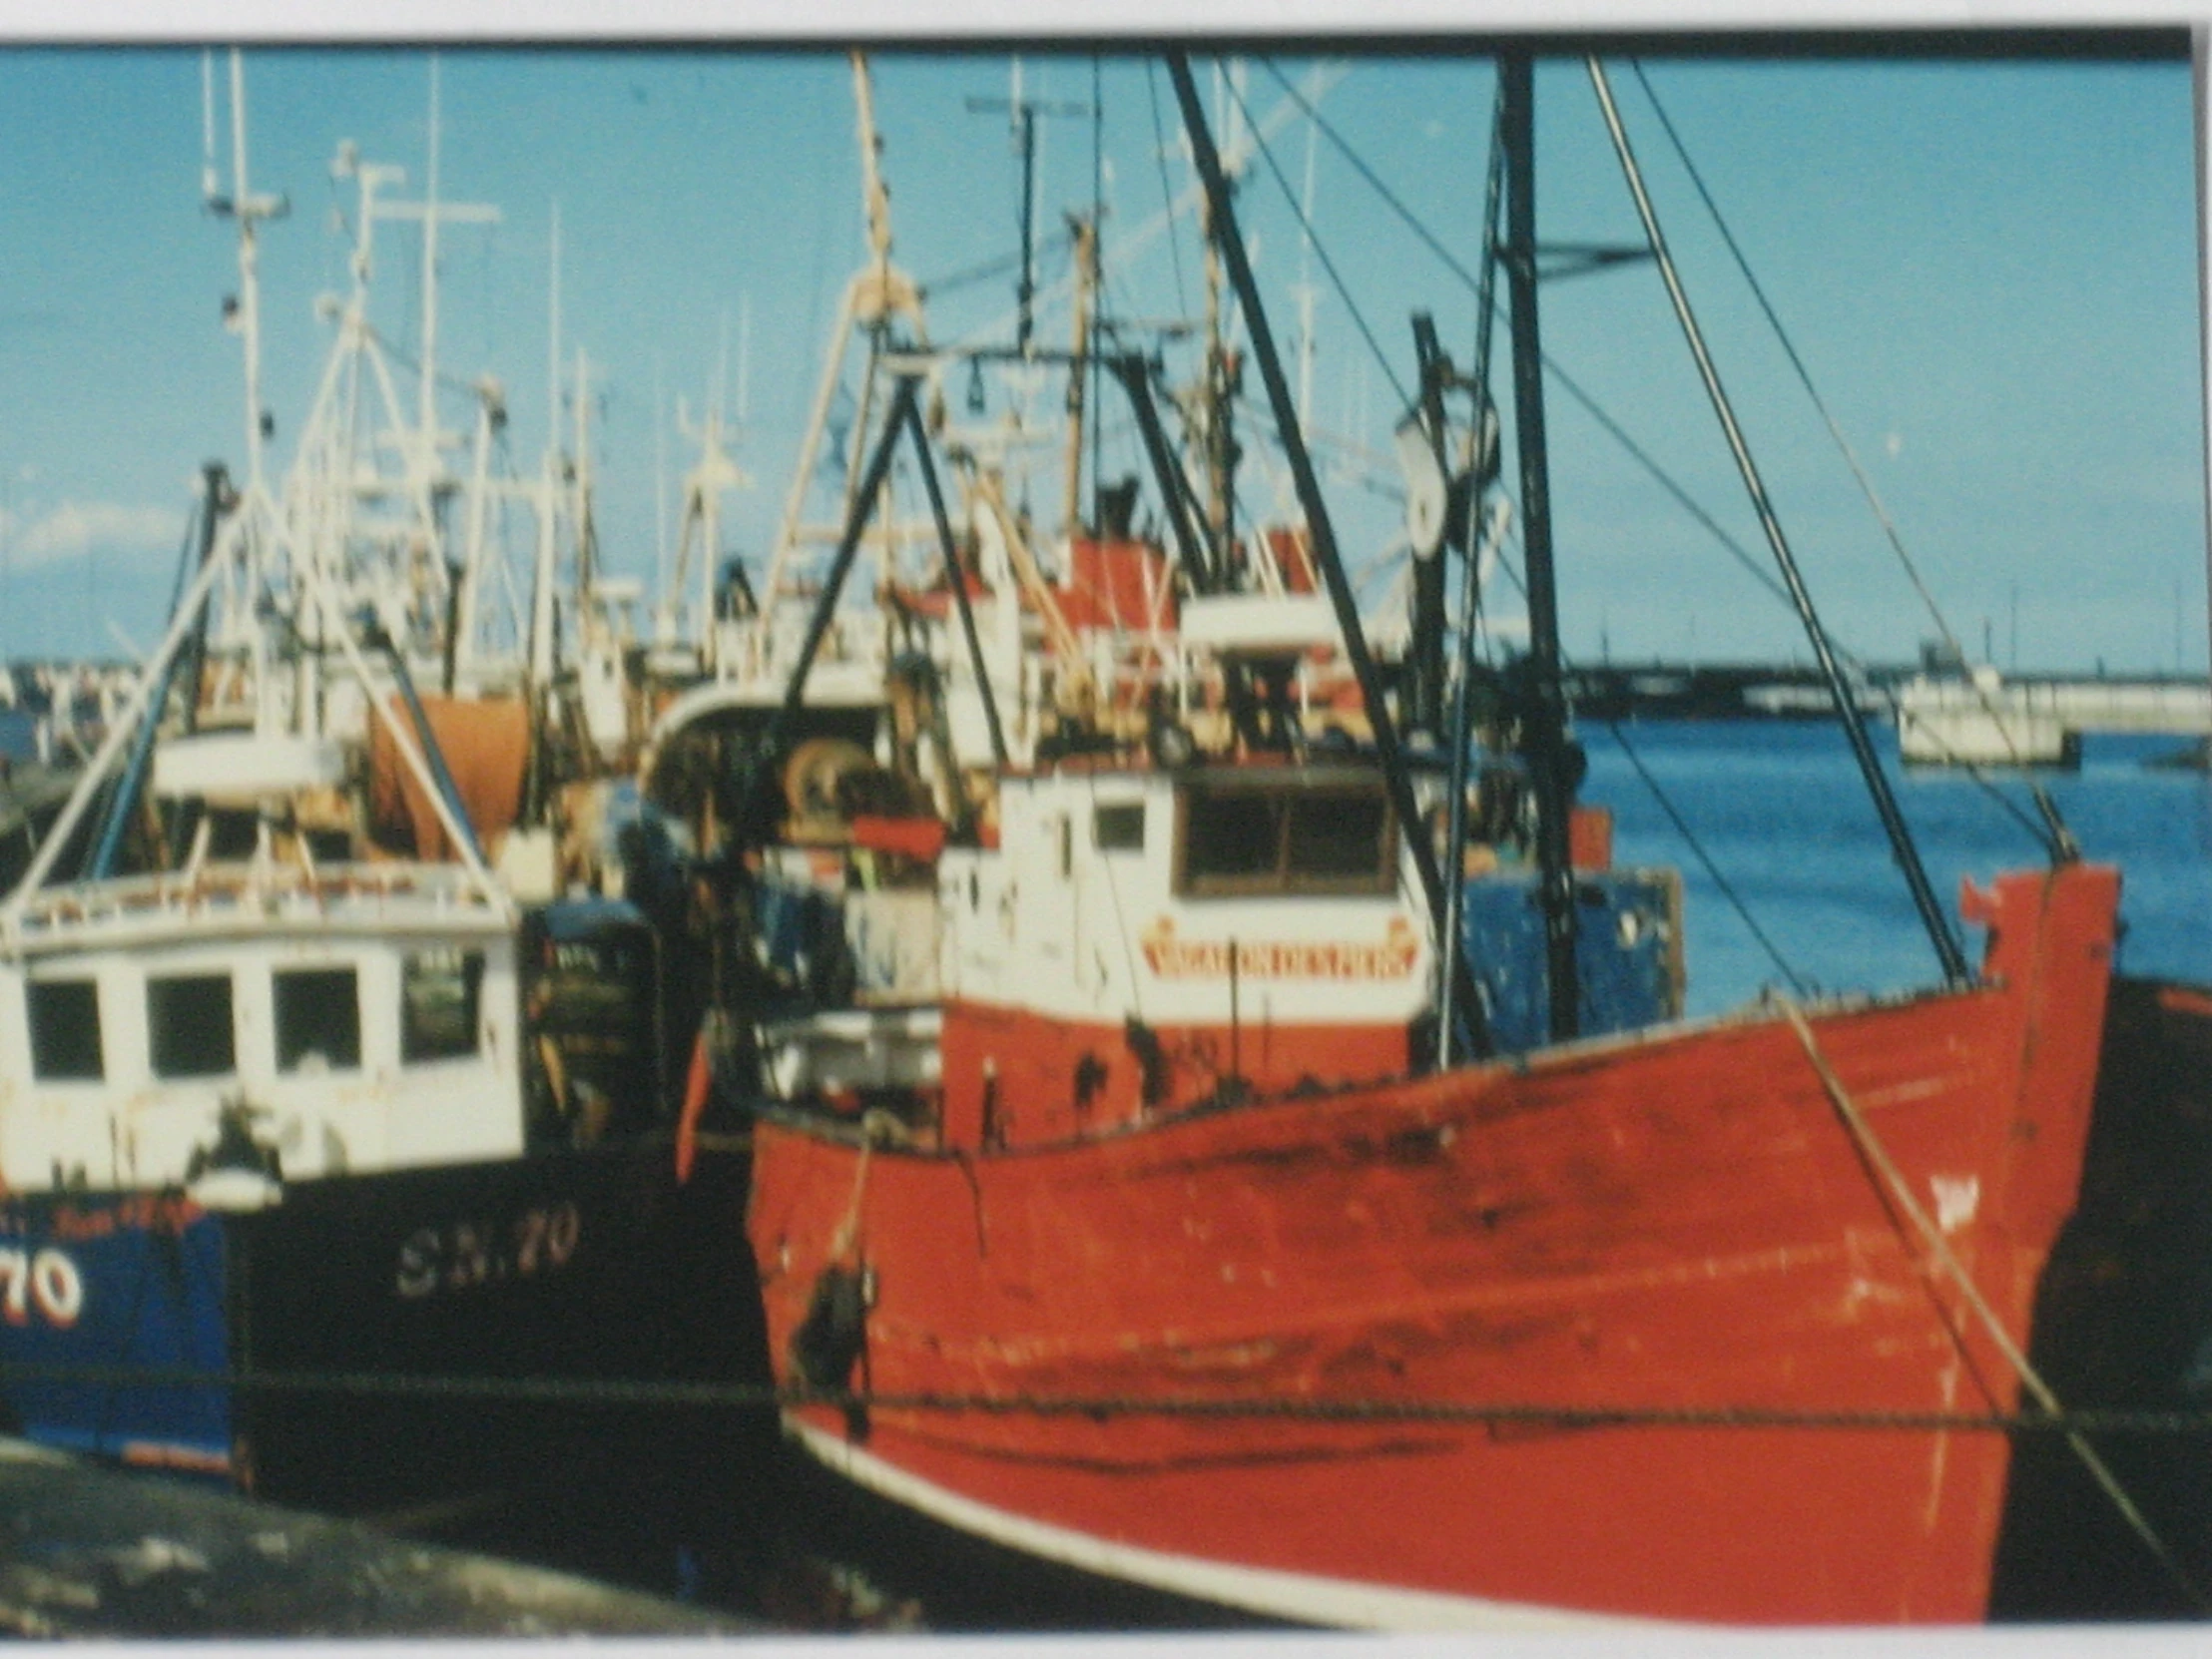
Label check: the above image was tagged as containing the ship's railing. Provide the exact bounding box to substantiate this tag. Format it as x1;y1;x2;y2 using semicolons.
3;859;507;953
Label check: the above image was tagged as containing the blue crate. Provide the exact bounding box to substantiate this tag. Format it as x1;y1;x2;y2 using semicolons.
1459;866;1682;1054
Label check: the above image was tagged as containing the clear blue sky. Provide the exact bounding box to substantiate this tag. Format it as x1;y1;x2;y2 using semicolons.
0;42;2201;674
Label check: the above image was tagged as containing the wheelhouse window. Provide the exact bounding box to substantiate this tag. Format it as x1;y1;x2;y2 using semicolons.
148;974;236;1079
27;979;103;1082
1093;802;1146;852
402;948;484;1063
1176;778;1397;897
276;967;361;1073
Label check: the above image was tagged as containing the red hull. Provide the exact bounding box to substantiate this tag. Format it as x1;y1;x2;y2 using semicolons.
746;864;2118;1625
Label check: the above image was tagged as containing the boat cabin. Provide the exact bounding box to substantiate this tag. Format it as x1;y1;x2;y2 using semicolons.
0;870;521;1199
934;763;1430;1148
753;751;1686;1153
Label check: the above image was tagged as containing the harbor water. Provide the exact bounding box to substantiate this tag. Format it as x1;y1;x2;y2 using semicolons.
1591;718;2212;1012
421;716;2212;1631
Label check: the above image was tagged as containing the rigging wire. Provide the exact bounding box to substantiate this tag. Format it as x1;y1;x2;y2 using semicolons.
1221;67;1411;414
1486;536;1809;994
368;323;490;403
1626;60;2074;858
1606;712;1811;997
1253;56;1821;630
920;230;1073;305
1144;62;1191;320
1255;52;2058;859
162;494;207;623
1259;57;1484;297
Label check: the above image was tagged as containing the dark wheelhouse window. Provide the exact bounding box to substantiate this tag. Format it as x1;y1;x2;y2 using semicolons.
276;967;361;1073
1093;802;1146;852
1181;790;1279;884
1177;779;1397;896
402;948;484;1063
27;979;103;1082
148;974;236;1079
1287;792;1391;880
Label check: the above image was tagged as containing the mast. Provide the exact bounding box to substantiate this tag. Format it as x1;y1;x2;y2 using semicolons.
1168;53;1474;1048
204;52;285;512
420;55;442;450
966;69;1090;357
1435;94;1508;1069
1500;50;1582;1044
1062;214;1097;534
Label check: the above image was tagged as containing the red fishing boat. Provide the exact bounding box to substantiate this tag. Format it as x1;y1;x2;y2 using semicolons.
731;51;2130;1625
750;849;2114;1626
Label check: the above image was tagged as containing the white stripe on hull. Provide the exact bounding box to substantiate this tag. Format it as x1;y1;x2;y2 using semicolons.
785;1414;1674;1632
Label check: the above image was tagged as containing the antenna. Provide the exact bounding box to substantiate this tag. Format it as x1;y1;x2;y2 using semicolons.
715;310;730;424
200;52;219;203
204;50;288;498
546;199;562;460
420;54;442;444
1294;107;1320;432
654;352;669;614
738;293;752;425
966;66;1090;355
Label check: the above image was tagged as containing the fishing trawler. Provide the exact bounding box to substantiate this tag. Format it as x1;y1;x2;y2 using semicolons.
734;51;2128;1625
0;56;742;1517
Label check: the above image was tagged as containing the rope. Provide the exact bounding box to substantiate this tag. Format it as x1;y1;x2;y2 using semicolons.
1778;993;2208;1610
10;1360;2212;1435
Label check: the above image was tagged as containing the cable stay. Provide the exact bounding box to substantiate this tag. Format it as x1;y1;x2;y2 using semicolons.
1624;58;2076;862
1587;56;1968;986
1250;54;2072;867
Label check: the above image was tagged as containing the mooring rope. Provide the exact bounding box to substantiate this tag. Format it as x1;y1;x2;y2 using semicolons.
1778;993;2207;1610
12;1359;2212;1436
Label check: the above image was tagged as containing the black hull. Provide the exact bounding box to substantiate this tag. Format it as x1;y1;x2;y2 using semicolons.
1992;975;2212;1617
0;1137;758;1522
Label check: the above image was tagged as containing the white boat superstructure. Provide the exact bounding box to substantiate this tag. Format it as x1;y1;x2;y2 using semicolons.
0;865;518;1195
0;452;520;1207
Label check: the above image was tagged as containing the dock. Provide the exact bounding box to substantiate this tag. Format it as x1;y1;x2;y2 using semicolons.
0;1437;751;1636
1895;670;2212;766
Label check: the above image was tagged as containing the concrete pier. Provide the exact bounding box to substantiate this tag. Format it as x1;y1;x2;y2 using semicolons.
1894;668;2212;767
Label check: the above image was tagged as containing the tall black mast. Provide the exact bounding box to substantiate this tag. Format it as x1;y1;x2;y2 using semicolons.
1501;50;1582;1044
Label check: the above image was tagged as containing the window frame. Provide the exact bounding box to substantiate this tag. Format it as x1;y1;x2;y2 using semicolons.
1092;800;1147;853
274;965;363;1075
146;972;238;1081
399;947;487;1066
1173;775;1398;898
26;977;105;1084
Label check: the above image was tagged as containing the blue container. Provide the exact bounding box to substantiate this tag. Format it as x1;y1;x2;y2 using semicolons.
1459;866;1684;1054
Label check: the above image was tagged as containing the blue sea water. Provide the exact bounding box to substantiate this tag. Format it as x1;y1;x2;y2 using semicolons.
1582;719;2212;1015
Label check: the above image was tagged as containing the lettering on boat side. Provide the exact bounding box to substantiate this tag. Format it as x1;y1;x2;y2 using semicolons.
394;1202;581;1299
1139;917;1419;980
0;1194;207;1242
0;1248;84;1328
